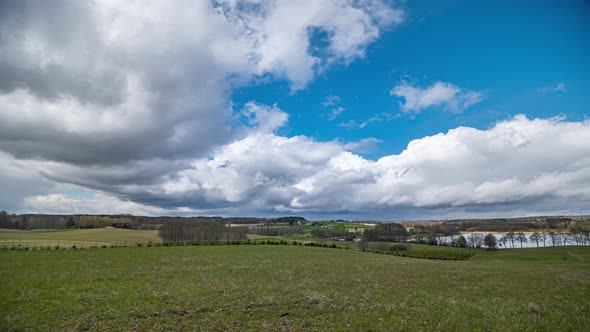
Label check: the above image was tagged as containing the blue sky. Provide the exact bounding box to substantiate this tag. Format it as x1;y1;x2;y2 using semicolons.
233;0;590;159
1;0;589;219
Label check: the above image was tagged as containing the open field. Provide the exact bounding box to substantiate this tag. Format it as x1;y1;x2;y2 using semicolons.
1;245;589;331
0;228;160;248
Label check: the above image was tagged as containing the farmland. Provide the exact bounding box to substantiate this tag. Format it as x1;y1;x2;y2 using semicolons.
0;228;160;248
1;244;589;331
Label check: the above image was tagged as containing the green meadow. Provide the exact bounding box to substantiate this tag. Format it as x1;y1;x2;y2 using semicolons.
1;244;589;331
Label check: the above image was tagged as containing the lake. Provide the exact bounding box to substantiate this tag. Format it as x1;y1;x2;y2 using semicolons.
437;232;589;249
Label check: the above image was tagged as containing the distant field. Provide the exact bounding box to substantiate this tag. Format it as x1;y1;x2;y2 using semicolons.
0;228;160;247
1;245;589;331
303;221;371;232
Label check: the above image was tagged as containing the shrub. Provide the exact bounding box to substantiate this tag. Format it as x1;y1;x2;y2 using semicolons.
389;244;409;251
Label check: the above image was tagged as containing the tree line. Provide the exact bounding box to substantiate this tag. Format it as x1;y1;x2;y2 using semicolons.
0;211;307;230
159;220;246;244
248;224;305;236
305;219;590;249
445;216;586;232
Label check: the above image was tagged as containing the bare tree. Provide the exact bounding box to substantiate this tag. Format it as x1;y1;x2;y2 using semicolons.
505;232;515;248
548;232;559;246
159;220;246;244
516;232;528;248
529;232;541;248
570;226;590;246
499;235;507;248
561;233;569;246
541;232;547;247
467;233;483;248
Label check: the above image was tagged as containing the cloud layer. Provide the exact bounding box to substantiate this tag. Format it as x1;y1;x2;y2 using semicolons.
0;0;402;215
0;0;399;165
391;81;485;113
24;109;590;218
1;1;588;219
147;112;590;215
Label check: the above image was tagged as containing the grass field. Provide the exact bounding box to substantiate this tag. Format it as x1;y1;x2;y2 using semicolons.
1;245;589;331
0;228;160;248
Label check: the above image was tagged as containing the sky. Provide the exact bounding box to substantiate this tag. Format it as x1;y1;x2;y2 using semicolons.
0;0;589;220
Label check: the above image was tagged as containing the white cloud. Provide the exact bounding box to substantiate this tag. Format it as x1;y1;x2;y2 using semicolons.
323;95;341;106
537;82;566;93
121;108;590;217
0;0;402;159
241;102;288;133
217;0;404;90
19;109;590;218
343;138;382;153
339;119;370;129
554;83;566;92
3;2;589;219
322;95;346;120
339;112;399;129
327;106;347;121
391;81;485;113
23;192;169;215
0;0;403;212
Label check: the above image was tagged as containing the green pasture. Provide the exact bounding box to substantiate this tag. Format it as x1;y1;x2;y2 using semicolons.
1;245;588;331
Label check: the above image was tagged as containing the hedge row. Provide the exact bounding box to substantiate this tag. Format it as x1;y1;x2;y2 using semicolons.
365;249;474;260
1;240;474;260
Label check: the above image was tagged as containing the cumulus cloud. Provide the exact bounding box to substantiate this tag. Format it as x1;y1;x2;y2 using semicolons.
241;102;289;133
391;81;485;113
217;0;404;89
2;1;588;219
109;110;590;217
0;0;402;212
16;109;590;218
0;0;400;163
0;0;237;167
